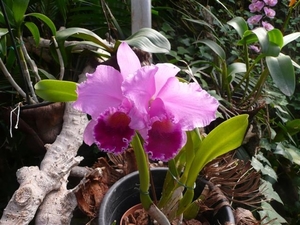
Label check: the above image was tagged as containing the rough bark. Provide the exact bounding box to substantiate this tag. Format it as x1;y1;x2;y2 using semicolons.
0;103;88;225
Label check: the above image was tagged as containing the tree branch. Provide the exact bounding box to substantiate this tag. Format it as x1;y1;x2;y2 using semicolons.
0;102;88;225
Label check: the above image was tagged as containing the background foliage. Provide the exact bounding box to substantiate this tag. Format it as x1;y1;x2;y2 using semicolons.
1;0;300;224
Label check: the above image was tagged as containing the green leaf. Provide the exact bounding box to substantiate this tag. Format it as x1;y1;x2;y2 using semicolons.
25;13;57;36
283;32;300;47
38;68;56;79
227;62;246;77
124;28;171;53
260;180;283;203
258;202;287;224
251;157;277;180
24;22;40;46
186;114;249;186
12;0;29;26
268;29;283;49
266;54;295;96
274;143;300;165
56;27;113;52
285;119;300;135
238;30;258;45
0;28;8;37
227;16;248;38
195;39;226;60
252;28;280;56
34;80;77;102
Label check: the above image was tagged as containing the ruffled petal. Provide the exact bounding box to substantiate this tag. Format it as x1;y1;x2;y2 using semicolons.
73;65;124;118
156;78;219;130
153;63;181;97
145;117;186;161
83;120;97;146
117;42;141;77
93;108;135;154
123;65;158;125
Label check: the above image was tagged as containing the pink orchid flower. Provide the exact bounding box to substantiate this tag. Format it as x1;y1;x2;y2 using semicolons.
73;42;219;161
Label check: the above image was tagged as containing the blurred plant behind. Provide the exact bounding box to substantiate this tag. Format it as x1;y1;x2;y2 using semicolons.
151;0;300;224
1;0;300;224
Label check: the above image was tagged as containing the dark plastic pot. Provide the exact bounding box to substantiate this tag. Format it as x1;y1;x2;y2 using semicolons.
98;167;235;225
98;167;167;225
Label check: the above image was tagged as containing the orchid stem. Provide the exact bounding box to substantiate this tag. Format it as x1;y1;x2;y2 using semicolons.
131;133;152;210
131;133;170;225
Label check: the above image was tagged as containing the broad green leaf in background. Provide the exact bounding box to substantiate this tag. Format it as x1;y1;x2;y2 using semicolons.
0;28;8;37
252;28;280;56
227;62;246;77
56;27;114;53
258;202;287;225
35;80;77;102
24;22;40;46
266;54;295;96
124;28;171;53
227;16;249;38
12;0;29;27
251;156;277;181
25;13;57;36
268;29;283;49
283;32;300;47
274;143;300;165
195;39;226;60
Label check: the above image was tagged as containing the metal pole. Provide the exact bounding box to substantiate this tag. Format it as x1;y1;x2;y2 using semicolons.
131;0;151;34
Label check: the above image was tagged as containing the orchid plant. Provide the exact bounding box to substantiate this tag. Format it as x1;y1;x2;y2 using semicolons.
35;40;248;224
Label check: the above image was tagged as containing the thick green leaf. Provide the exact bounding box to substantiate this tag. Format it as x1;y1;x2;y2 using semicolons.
35;80;77;102
227;62;246;77
24;22;40;46
227;16;248;38
252;28;280;56
283;32;300;47
268;29;283;48
195;39;226;60
0;28;8;37
187;114;249;185
266;54;295;96
12;0;29;26
56;27;113;52
25;13;57;36
238;30;258;45
125;28;170;53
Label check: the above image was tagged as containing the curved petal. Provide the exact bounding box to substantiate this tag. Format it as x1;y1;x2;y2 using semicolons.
156;78;219;129
83;120;97;146
117;42;141;77
123;65;158;118
73;65;124;118
145;117;186;161
93;108;135;154
153;63;181;97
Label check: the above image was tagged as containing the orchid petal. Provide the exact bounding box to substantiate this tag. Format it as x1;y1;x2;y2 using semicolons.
83;120;97;146
153;63;180;97
117;42;141;77
94;109;135;153
123;65;158;117
157;78;219;129
73;65;123;118
145;118;186;161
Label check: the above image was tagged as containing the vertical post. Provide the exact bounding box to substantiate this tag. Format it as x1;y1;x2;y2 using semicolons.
131;0;151;34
